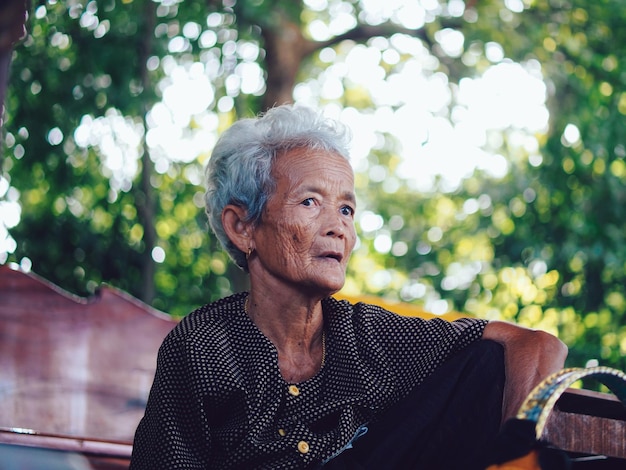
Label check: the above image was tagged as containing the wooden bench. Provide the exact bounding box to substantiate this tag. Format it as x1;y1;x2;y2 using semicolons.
543;387;626;464
0;264;178;468
1;264;625;467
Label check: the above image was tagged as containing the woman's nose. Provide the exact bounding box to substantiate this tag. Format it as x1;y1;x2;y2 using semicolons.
323;208;346;238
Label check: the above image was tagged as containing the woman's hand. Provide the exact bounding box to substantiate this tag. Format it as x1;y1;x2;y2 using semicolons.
482;321;568;423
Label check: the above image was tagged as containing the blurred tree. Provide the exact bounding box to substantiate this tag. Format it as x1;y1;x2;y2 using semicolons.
350;0;626;370
2;0;625;371
472;0;626;369
0;0;481;314
2;0;165;304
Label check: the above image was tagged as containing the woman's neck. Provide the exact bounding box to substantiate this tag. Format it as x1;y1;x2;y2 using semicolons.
245;289;326;383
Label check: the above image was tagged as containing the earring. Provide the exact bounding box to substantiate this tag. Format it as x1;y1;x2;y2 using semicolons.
246;247;252;260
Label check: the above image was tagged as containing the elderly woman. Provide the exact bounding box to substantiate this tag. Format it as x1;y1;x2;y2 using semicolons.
130;105;567;469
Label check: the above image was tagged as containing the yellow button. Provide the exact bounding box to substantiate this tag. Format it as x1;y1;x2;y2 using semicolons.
278;428;286;437
288;385;300;397
297;440;310;454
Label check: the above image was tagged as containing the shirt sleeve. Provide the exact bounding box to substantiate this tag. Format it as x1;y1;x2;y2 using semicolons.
130;333;211;470
354;303;488;396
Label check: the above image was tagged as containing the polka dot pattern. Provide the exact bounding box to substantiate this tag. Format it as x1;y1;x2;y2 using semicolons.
130;293;487;469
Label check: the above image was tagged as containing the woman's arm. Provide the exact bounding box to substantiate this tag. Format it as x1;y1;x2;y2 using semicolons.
482;321;568;422
130;336;211;469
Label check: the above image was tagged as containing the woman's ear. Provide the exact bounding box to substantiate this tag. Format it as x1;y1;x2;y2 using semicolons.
222;204;254;253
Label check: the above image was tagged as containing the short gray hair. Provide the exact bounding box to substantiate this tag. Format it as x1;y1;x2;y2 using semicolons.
205;104;352;271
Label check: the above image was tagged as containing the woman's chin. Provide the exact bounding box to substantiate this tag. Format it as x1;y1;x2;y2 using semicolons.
316;277;346;296
297;274;345;297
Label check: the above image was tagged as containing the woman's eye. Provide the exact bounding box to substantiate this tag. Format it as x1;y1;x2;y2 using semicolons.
301;198;315;206
340;205;354;216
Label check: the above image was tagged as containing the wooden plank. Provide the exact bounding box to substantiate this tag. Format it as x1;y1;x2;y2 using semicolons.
0;265;178;443
0;428;132;458
543;389;626;459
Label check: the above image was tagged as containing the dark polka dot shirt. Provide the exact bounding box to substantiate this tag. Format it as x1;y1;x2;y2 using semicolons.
130;293;487;469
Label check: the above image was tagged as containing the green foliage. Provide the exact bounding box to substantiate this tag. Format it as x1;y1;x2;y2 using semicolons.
334;0;626;370
466;0;626;370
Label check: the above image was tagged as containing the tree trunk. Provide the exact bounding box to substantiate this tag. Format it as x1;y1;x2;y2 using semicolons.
261;18;310;110
259;13;430;112
136;2;157;304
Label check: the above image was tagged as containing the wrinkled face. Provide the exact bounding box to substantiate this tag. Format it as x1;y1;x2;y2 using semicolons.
250;148;357;297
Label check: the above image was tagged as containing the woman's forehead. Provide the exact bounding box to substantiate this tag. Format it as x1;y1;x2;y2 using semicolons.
273;147;352;175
